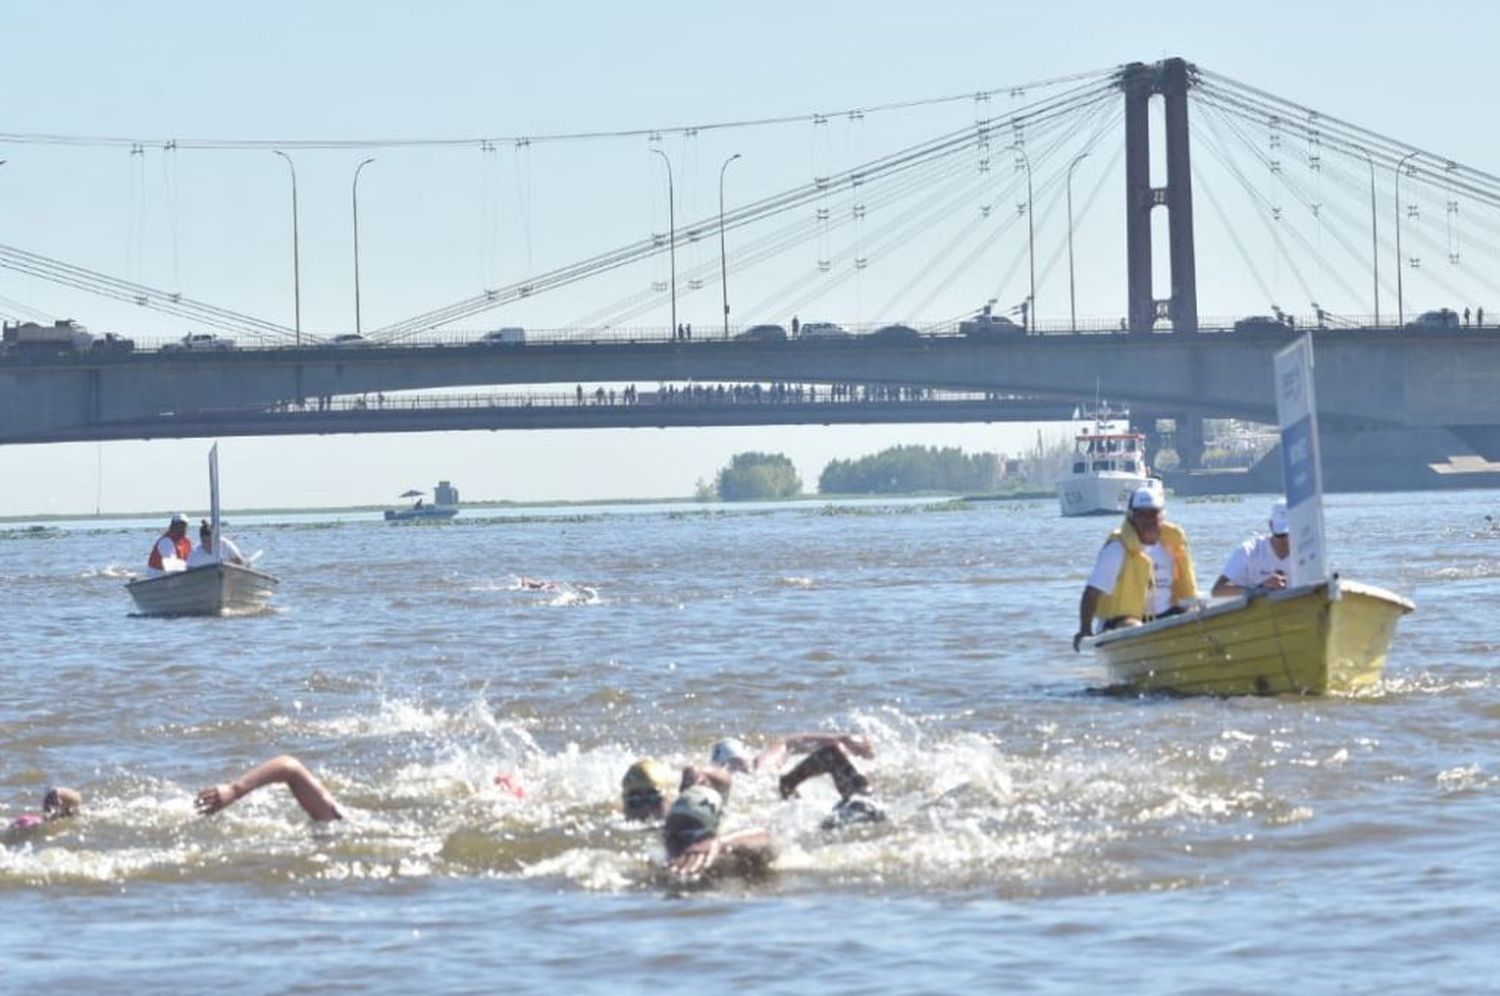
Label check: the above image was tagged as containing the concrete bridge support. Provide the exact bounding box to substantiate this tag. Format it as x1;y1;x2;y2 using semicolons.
1173;413;1205;471
1122;58;1199;335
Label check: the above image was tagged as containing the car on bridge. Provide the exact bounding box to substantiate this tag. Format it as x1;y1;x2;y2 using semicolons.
330;333;369;347
798;321;849;339
1232;315;1292;336
959;314;1023;339
475;326;526;346
735;324;787;342
91;332;135;354
869;324;922;343
164;332;236;351
1408;308;1460;330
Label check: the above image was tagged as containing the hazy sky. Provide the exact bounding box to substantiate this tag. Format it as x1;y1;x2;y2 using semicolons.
0;1;1491;516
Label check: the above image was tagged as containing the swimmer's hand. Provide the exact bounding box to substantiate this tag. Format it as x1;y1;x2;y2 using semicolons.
194;783;238;817
667;837;721;880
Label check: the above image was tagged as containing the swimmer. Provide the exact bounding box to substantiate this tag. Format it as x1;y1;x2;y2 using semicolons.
711;732;886;829
195;754;342;822
619;757;733;822
4;786;81;841
662;784;774;881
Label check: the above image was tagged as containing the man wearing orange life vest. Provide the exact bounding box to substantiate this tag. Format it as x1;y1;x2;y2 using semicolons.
1072;486;1199;651
146;513;194;577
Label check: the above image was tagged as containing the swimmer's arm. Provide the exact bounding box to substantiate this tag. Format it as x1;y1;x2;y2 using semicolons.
761;733;875;768
680;764;734;796
195;754;342;822
667;828;775;880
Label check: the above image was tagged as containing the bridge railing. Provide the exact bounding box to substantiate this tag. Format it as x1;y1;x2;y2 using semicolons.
65;312;1482;355
217;384;1039;416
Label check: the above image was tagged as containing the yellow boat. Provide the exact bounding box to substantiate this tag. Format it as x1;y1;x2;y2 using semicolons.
1090;577;1415;696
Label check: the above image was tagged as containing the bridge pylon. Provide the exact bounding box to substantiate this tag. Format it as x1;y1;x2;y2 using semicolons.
1120;57;1199;335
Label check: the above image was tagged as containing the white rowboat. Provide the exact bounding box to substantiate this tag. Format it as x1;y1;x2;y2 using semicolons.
126;561;279;617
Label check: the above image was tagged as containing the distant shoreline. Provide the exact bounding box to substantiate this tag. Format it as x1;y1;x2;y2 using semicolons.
0;487;1055;524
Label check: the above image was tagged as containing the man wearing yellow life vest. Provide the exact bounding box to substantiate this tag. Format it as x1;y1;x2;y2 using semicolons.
1072;486;1199;651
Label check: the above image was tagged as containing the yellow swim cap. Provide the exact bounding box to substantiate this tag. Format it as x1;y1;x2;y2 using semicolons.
621;758;673;798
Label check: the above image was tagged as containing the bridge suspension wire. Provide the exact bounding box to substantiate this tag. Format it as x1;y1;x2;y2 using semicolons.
1195;74;1500;209
369;78;1120;340
0;242;298;342
569;138;982;329
1193;157;1276;308
569;145;985;328
894;101;1122;322
1199;108;1362;311
0;69;1116;152
742;93;1117;325
1195;103;1369;309
705;151;993;325
0;293;54;324
1192;110;1321;310
1193;71;1500;315
1026;123;1124;313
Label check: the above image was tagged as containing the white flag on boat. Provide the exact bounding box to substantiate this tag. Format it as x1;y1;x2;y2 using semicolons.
209;443;221;561
1273;334;1327;586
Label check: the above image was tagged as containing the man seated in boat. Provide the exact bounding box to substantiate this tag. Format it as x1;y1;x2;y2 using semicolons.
186;519;247;569
1072;486;1199;651
1211;500;1292;597
146;513;193;576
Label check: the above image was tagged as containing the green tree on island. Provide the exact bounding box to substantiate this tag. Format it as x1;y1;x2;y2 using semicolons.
818;445;1001;494
715;452;803;501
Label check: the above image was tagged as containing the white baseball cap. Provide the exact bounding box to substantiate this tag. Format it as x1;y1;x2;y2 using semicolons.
1269;500;1289;535
1128;486;1165;511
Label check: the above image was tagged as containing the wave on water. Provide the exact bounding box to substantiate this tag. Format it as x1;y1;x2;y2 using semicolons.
78;564;136;580
1;704;1322;898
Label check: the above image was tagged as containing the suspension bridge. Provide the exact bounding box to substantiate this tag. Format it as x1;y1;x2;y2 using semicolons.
4;57;1500;491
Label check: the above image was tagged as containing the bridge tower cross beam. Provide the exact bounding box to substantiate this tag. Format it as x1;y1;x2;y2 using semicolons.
1121;57;1199;335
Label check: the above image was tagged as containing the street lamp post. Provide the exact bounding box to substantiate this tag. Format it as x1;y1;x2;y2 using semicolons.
1065;151;1091;332
718;153;742;339
650;148;677;340
272;151;302;344
1355;147;1379;326
1394;150;1420;328
1006;144;1036;330
351;157;376;337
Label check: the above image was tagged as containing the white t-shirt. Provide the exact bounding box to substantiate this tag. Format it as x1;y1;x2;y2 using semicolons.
1087;539;1178;621
1219;535;1289;589
186;536;245;568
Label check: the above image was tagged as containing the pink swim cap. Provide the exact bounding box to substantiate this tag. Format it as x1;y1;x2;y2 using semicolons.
493;772;526;799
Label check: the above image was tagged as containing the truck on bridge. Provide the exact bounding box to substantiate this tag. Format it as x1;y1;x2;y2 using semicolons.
0;319;134;356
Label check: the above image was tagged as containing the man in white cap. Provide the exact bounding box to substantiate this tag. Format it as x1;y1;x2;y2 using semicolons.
1211;500;1293;597
1073;485;1199;651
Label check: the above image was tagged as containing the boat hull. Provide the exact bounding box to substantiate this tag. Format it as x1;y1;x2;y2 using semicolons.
1057;473;1156;516
383;506;459;522
125;563;280;617
1090;579;1414;695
